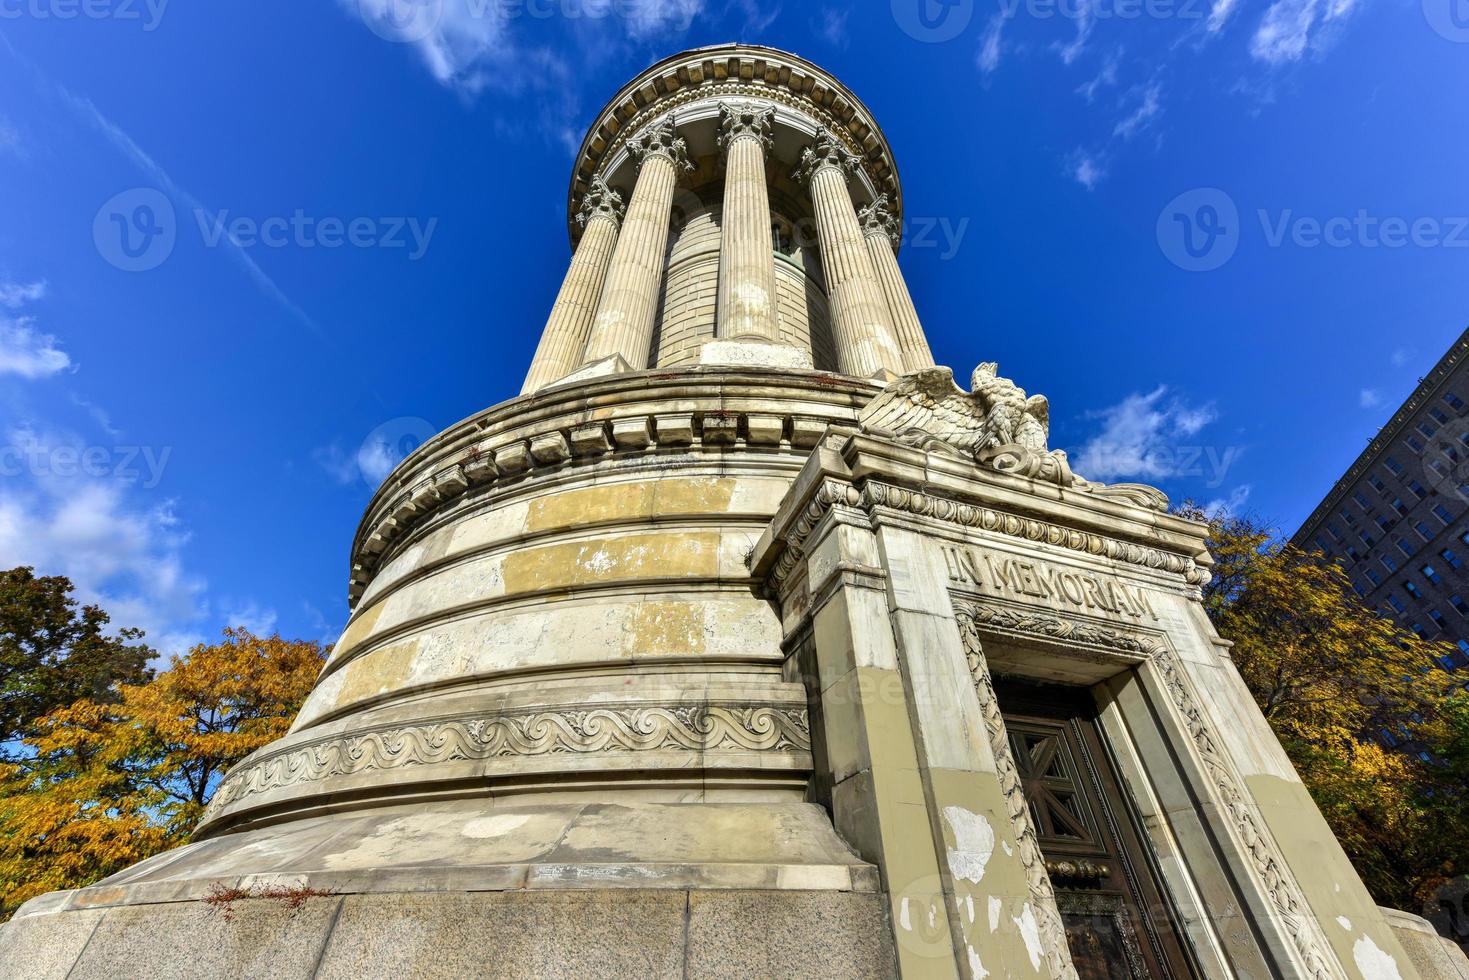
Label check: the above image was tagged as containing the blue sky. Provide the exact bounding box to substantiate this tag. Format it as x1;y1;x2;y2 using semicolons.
0;0;1465;653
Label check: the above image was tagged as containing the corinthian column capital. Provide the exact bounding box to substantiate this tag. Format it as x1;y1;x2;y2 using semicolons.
857;194;901;249
626;115;694;174
575;176;626;230
792;128;862;185
717;102;775;155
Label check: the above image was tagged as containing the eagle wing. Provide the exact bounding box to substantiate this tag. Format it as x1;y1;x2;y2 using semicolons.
858;367;990;453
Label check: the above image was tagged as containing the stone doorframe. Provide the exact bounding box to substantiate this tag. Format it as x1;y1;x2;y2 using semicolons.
751;430;1387;980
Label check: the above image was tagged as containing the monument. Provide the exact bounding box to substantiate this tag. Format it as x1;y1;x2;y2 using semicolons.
4;44;1466;979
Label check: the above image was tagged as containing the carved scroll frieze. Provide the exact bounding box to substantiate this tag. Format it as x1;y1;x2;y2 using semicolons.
204;705;810;821
958;602;1162;658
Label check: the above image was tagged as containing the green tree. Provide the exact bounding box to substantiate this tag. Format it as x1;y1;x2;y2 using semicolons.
0;567;155;761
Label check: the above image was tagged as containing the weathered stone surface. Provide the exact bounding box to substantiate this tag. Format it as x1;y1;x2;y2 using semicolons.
0;908;104;980
686;891;895;978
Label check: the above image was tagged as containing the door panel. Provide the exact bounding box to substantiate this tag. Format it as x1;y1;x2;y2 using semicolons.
996;680;1196;979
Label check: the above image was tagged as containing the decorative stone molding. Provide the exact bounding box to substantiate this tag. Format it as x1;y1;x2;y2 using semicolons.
348;406;846;607
793;127;862;185
626;115;694;175
857;193;900;249
574;175;626;229
955;618;1080;980
955;600;1163;657
204;704;811;823
717;101;775;153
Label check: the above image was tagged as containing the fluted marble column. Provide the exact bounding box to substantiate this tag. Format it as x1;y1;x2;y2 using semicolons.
858;194;935;372
795;130;906;379
581;116;692;370
521;177;625;394
716;103;780;342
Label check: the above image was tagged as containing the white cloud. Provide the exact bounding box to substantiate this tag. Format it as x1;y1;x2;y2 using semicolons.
1056;0;1095;65
1071;153;1106;190
0;281;70;380
978;14;1008;74
817;7;850;46
221;602;280;637
1204;484;1253;519
1073;386;1220;481
0;427;208;657
1076;51;1119;102
1390;347;1414;368
1249;0;1359;64
1359;388;1383;409
1207;0;1241;31
0;279;45;308
1113;82;1163;140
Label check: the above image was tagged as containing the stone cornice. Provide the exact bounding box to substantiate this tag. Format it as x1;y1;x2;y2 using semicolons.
347;368;883;607
1290;325;1469;548
567;44;902;247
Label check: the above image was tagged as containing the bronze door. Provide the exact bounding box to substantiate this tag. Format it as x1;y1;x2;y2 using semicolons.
995;680;1197;979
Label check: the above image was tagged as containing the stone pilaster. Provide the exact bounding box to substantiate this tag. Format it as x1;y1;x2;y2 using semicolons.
582;116;692;371
795;129;906;380
858;195;936;373
521;177;625;394
716;102;780;343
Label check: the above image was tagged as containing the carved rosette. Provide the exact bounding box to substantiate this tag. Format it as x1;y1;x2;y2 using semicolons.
574;175;626;230
857;194;901;248
793;127;863;185
203;704;810;824
716;101;775;155
626;115;694;174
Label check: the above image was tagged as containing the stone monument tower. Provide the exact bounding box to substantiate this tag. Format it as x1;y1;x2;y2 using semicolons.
5;44;1466;980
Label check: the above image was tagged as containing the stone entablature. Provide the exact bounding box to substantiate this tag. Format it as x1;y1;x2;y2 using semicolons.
567;44;902;249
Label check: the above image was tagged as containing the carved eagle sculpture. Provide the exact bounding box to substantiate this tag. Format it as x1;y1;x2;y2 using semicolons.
859;363;1051;456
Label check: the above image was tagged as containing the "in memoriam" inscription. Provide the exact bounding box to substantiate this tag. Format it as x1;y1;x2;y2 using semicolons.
942;544;1159;622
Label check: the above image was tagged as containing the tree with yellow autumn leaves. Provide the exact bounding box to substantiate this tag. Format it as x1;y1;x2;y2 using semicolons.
1190;508;1469;913
0;583;322;918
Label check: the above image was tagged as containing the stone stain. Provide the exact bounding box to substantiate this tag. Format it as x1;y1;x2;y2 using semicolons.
502;531;721;595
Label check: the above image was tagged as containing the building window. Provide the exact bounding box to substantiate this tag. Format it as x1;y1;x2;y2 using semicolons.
1375;515;1395;533
1366;568;1382;586
1416;521;1434;540
1346;547;1362;562
1443;548;1464;570
1431;609;1449;632
1354;491;1372;510
1386;456;1405;474
1390;498;1408;516
1408;480;1429;499
1420;421;1440;439
1314;536;1332;553
1343;509;1359;527
1460;639;1469;658
1359;532;1376;548
1423;565;1443;585
1388;594;1408;614
1354;583;1368;598
1370;477;1388;494
1432;408;1451;425
1453;595;1469;617
1382;555;1399;573
1447;393;1468;412
1412;622;1427;638
1328;524;1345;541
1406;580;1424;599
1407;436;1425;453
1397;538;1418;557
1435;504;1456;524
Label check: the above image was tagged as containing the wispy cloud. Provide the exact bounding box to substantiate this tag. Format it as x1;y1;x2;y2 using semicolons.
1070;152;1107;190
1207;0;1242;32
1074;385;1220;480
0;279;70;380
1204;484;1253;518
1113;82;1163;140
1056;0;1095;65
1359;388;1383;409
1390;347;1414;368
1077;50;1120;102
55;88;322;335
1249;0;1360;64
817;6;850;46
978;13;1008;74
